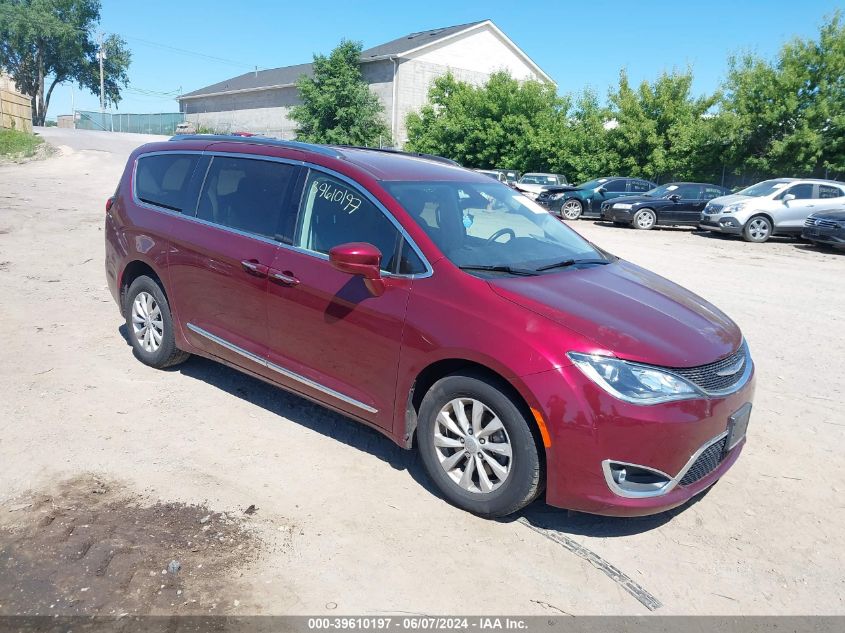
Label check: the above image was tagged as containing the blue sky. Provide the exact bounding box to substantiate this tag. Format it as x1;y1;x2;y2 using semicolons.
48;0;842;118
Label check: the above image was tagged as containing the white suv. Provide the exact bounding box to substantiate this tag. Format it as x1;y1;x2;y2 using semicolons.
699;178;845;243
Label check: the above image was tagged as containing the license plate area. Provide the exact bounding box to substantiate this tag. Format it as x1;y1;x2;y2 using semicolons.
726;403;752;451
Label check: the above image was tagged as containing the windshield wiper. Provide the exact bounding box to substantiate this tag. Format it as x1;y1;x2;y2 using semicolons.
458;264;538;276
534;258;610;272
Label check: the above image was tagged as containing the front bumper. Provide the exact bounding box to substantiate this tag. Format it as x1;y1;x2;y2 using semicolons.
535;198;563;213
802;226;845;248
523;362;755;516
699;214;743;234
603;207;634;223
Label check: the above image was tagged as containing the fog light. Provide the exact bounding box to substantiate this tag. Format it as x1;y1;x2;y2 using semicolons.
604;461;672;497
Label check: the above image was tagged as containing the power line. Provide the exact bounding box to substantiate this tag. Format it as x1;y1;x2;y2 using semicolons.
122;35;257;70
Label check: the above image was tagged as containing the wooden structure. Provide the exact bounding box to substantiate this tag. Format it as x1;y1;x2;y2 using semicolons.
0;74;33;133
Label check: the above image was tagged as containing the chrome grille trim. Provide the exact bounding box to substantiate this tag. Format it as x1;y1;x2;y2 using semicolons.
670;341;752;396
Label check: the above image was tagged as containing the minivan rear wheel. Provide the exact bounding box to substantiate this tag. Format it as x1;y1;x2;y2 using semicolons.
417;372;542;517
124;275;189;369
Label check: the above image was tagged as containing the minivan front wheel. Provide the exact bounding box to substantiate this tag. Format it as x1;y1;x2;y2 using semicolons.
124;275;189;369
417;373;542;517
743;215;772;243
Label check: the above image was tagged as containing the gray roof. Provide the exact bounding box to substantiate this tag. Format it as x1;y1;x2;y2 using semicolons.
180;21;486;99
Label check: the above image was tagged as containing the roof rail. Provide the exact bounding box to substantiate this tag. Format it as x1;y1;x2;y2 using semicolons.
333;145;461;167
169;134;344;158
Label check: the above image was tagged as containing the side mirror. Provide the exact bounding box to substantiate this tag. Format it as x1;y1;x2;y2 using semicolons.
782;193;796;203
329;242;385;297
596;187;606;194
669;194;681;202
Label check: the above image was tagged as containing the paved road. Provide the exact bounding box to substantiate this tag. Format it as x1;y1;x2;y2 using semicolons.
0;128;842;616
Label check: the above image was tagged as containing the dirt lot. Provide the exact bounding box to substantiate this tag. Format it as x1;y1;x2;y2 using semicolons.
0;128;843;616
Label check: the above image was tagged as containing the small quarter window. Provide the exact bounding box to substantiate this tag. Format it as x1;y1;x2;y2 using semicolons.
135;154;201;212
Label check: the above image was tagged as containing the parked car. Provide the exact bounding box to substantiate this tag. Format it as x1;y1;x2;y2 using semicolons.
514;173;568;199
536;177;657;220
474;169;509;184
699;178;845;243
493;169;520;185
601;183;730;230
802;210;845;250
106;135;754;518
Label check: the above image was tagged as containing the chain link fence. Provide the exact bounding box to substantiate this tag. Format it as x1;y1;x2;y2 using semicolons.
74;110;186;135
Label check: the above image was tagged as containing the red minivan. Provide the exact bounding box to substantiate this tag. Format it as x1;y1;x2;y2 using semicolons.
105;136;755;518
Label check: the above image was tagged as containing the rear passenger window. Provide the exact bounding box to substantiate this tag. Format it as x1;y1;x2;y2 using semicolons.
197;156;298;240
819;184;844;199
703;187;724;199
135;154;201;212
296;171;401;273
628;180;651;193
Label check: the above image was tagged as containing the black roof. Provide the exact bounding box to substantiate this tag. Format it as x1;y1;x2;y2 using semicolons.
180;21;486;99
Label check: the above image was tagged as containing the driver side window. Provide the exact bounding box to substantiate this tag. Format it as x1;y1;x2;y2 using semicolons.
778;183;813;200
295;171;401;273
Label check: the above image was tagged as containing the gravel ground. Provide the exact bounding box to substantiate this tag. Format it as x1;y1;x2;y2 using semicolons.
0;128;842;616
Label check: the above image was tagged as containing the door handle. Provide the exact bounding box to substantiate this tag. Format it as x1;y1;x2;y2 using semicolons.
241;259;269;277
269;270;300;286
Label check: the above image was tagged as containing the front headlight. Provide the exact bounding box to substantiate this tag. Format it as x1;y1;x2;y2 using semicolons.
613;203;633;210
723;202;746;214
567;352;701;405
549;192;565;200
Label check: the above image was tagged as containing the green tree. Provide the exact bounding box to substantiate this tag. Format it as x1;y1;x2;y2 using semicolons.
551;88;614;183
721;11;845;178
605;69;719;182
405;71;566;172
291;40;390;146
0;0;130;126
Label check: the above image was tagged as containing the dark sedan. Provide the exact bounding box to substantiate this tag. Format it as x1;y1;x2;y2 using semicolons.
536;177;656;220
802;210;845;250
601;183;730;230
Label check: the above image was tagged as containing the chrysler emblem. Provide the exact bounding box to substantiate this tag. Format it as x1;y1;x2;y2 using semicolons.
715;358;745;377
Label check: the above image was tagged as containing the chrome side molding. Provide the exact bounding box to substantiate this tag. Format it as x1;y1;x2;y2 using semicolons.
186;323;378;414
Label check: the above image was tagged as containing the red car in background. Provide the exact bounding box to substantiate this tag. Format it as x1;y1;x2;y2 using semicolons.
105;136;754;518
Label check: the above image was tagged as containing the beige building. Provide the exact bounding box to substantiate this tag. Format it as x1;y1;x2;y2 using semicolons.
177;20;553;146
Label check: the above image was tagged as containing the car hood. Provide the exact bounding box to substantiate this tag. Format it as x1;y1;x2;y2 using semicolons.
542;185;580;194
810;209;845;221
708;193;753;206
516;183;551;194
605;194;664;206
489;260;741;367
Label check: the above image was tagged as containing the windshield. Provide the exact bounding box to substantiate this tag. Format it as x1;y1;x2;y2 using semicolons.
385;180;607;273
737;180;792;197
519;174;558;185
576;178;608;190
643;183;683;198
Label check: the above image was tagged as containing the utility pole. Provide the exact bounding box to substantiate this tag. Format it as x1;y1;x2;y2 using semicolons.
98;32;105;113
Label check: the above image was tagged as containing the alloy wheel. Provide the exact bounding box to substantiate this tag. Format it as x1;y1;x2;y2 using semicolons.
131;291;164;353
561;200;582;220
635;209;656;229
433;398;512;494
748;217;770;241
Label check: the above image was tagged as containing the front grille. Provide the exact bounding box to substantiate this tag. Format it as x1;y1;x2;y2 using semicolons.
679;437;727;486
805;217;840;228
706;203;723;213
672;343;749;394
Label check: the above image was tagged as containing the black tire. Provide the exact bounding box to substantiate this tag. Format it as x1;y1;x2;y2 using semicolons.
560;198;583;220
124;275;189;369
742;214;772;243
417;372;543;518
633;208;657;230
